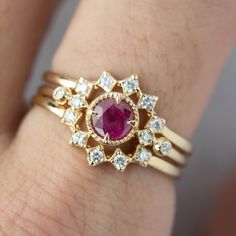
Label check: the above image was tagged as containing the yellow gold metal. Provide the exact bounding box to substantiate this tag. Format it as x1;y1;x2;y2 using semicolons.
86;92;139;146
34;71;193;177
42;72;192;154
44;71;77;88
162;127;192;154
33;96;64;118
153;147;186;166
148;156;180;178
33;95;186;172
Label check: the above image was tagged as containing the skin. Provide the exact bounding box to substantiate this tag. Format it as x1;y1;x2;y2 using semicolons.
0;0;235;235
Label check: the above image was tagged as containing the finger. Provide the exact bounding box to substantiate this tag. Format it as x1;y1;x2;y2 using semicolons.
0;0;57;134
53;0;236;138
3;0;236;235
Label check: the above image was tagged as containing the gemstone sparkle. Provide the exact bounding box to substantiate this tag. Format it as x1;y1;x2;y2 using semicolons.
62;109;79;125
97;71;116;92
147;116;166;133
69;95;87;109
87;147;105;166
138;94;158;112
121;74;139;95
71;131;88;147
111;150;129;171
153;139;172;156
75;77;92;97
135;146;151;166
53;86;72;104
138;129;153;146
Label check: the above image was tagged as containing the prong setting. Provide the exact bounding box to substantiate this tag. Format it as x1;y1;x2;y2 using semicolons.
62;108;81;126
137;129;154;146
153;138;172;156
86;92;139;145
110;149;130;172
121;74;140;96
53;86;72;105
137;94;158;112
134;145;152;167
70;131;89;148
146;115;166;133
50;71;176;171
97;71;116;92
87;146;105;166
75;77;93;97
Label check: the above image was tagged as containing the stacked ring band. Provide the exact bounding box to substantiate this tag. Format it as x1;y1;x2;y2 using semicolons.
33;71;193;178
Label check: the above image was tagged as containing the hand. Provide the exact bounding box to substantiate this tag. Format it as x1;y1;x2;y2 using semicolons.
0;1;235;235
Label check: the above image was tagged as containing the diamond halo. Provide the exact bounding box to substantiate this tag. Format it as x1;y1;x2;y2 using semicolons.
50;71;176;171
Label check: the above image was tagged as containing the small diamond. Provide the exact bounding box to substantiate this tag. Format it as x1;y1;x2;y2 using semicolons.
111;149;129;171
62;109;79;125
87;146;105;166
70;131;88;147
121;74;139;95
53;86;72;104
135;146;151;166
138;129;153;146
69;95;88;109
153;139;172;156
75;77;93;97
138;94;158;112
97;71;116;92
147;116;166;133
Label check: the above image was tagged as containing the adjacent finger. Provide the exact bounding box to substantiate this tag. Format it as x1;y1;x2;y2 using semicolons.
0;0;57;134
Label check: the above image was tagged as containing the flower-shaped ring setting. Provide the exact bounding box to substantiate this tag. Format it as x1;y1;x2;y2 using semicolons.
35;71;192;175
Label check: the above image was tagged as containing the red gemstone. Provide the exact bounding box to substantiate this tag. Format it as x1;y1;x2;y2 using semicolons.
91;98;134;140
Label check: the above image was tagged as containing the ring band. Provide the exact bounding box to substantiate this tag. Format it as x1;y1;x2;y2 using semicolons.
44;71;193;154
33;71;193;178
34;94;187;167
33;96;181;178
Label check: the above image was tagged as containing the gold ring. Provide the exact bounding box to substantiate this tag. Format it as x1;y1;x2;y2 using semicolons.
33;96;181;178
38;86;188;166
44;71;193;154
33;71;193;178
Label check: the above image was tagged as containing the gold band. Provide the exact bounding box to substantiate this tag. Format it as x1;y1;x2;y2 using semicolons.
43;71;193;154
32;70;193;178
38;85;188;167
33;95;181;178
162;127;192;154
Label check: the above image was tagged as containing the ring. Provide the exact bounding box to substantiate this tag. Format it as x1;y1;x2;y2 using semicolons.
44;72;192;154
33;71;193;178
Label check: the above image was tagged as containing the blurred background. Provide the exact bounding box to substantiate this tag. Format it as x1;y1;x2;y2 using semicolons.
25;1;236;235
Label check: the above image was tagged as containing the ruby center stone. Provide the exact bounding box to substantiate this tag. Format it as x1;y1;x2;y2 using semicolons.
91;98;134;141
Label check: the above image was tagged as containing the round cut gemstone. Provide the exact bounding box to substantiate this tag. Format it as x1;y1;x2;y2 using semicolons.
91;98;134;141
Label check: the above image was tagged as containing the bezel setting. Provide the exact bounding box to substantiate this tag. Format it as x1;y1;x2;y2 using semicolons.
51;71;174;171
53;86;72;104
